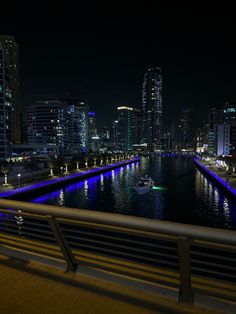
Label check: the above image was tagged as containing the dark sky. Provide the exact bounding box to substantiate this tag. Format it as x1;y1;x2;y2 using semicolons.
1;3;236;128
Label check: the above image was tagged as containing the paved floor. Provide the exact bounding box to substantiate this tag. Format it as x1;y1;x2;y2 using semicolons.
0;254;224;314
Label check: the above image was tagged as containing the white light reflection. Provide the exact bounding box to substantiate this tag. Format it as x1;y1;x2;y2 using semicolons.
58;189;65;206
223;199;230;215
223;199;231;228
100;174;104;190
84;180;88;197
214;188;219;203
112;170;115;181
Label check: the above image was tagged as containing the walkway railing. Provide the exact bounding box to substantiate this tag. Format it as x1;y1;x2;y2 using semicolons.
0;198;236;305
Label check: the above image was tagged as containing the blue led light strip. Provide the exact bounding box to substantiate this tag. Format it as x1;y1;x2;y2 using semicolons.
194;158;236;198
0;158;141;199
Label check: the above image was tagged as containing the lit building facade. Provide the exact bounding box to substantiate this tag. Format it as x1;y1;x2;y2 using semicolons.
0;41;13;160
111;120;119;151
0;35;20;144
196;122;208;153
88;111;98;151
63;96;88;154
27;100;65;155
141;67;162;150
208;107;224;154
217;124;231;156
178;108;195;151
208;103;236;156
117;106;140;151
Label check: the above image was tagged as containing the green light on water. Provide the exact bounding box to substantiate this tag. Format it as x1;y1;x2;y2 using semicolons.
152;186;166;191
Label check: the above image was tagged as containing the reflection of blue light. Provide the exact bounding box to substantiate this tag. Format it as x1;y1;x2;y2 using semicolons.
194;159;236;198
0;211;6;221
32;190;62;203
0;158;140;200
29;160;140;206
88;112;95;117
66;181;84;193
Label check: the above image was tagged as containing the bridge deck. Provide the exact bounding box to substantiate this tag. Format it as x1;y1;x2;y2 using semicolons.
0;254;224;314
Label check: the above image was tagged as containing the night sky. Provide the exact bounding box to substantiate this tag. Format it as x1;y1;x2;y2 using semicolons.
1;3;236;128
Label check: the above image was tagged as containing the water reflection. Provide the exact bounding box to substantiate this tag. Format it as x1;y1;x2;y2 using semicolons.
194;169;235;229
84;180;88;198
58;189;65;206
27;158;236;230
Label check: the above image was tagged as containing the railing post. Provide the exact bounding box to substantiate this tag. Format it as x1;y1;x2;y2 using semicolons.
177;236;193;304
47;215;78;273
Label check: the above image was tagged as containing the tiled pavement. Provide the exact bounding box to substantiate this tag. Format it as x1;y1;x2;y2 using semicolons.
0;254;224;314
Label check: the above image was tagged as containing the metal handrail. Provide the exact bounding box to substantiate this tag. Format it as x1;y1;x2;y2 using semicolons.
0;198;236;245
0;198;236;305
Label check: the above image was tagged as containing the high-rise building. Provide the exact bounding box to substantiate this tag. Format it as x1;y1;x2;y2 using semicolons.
117;106;140;151
27;100;66;155
88;111;98;151
111;120;119;151
223;102;236;125
178;108;195;151
218;102;236;156
196;121;208;153
208;107;224;154
0;41;13;160
0;35;20;144
62;96;88;154
27;95;89;156
141;67;162;150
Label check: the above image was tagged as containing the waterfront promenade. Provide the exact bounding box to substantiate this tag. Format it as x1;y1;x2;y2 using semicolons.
194;159;236;199
0;157;140;199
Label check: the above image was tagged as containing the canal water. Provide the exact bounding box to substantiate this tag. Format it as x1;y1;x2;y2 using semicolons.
28;157;236;230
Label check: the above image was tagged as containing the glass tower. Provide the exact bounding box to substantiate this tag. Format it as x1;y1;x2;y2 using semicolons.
117;106;140;151
0;35;20;144
142;67;162;151
0;41;13;160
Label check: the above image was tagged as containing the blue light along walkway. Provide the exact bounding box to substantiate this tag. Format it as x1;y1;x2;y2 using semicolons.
194;159;236;198
0;157;140;200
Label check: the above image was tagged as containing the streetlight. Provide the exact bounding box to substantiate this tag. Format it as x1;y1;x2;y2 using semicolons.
4;174;8;186
60;167;63;176
76;162;79;171
17;173;21;188
65;164;69;174
50;167;54;176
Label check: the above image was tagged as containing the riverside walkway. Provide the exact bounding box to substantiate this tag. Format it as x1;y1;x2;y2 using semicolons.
0;157;140;199
0;253;223;314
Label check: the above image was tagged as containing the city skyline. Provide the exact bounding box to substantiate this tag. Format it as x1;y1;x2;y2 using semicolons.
1;4;236;127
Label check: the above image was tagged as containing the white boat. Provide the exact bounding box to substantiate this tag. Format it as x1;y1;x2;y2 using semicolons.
136;175;155;195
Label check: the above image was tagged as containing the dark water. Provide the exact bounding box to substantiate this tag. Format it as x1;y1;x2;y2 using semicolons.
28;157;236;230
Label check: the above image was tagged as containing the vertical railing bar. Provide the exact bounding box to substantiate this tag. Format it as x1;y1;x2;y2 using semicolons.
177;236;193;304
47;215;78;272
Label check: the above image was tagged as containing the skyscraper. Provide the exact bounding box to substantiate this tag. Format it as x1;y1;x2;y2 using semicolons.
142;67;162;151
88;111;98;152
208;107;224;154
63;96;88;154
117;106;140;151
0;41;13;160
0;35;20;144
178;108;195;151
216;102;236;156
